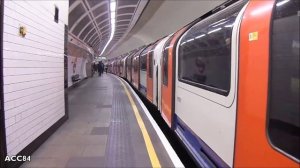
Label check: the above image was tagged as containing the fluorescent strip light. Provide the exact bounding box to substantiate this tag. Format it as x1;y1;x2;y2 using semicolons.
212;21;228;27
207;28;222;34
211;19;225;26
111;12;115;19
186;38;194;43
180;42;186;46
208;28;222;34
100;0;116;56
276;0;290;6
110;1;116;11
224;24;233;28
195;34;206;39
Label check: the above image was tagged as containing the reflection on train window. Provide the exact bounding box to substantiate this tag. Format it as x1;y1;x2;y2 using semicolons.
140;55;147;71
149;50;153;78
133;58;138;73
140;47;150;71
149;42;159;78
131;57;134;73
178;4;244;95
163;37;173;86
268;0;300;161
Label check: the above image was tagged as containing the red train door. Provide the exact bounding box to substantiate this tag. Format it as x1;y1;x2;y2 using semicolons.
161;27;187;128
234;0;299;166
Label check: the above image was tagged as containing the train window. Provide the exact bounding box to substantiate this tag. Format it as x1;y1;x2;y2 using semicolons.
268;0;299;161
163;37;173;86
131;56;134;72
133;58;137;72
178;2;245;96
149;50;153;78
140;55;147;71
140;47;150;71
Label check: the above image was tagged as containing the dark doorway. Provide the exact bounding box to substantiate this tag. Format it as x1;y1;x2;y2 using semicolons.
0;0;7;167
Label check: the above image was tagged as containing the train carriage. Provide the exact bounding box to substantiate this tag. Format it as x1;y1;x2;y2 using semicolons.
172;0;299;167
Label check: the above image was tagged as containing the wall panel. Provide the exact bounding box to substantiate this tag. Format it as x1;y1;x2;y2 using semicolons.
3;0;68;156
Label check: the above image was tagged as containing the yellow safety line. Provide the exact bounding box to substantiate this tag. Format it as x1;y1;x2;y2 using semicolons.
118;78;161;168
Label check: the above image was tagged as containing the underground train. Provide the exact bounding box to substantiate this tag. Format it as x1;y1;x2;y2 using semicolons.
108;0;299;167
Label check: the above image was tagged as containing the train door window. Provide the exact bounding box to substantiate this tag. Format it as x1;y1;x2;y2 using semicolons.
127;57;130;71
268;0;299;161
178;2;246;96
149;49;153;78
149;42;159;78
134;57;138;73
140;48;149;72
140;56;146;72
162;37;173;86
133;58;136;73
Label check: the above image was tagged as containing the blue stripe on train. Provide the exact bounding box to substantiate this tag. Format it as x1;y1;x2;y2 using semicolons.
174;115;229;168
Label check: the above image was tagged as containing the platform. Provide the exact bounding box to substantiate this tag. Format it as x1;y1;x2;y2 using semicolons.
21;74;183;168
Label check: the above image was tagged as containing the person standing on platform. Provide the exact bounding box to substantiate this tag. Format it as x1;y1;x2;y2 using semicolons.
98;61;102;76
100;61;104;75
92;62;97;77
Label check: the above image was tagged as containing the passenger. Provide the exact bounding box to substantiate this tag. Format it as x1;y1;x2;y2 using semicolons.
100;62;104;75
92;62;97;77
98;62;103;76
193;57;207;84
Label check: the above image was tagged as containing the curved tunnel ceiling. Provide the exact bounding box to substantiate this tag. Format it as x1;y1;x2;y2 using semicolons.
107;0;226;58
69;0;148;56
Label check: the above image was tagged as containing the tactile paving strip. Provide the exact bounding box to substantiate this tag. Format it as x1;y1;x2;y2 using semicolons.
105;78;137;167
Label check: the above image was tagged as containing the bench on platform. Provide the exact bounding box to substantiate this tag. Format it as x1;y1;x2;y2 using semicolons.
71;74;80;83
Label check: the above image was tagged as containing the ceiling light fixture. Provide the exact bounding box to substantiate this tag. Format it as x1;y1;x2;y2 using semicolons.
100;0;116;56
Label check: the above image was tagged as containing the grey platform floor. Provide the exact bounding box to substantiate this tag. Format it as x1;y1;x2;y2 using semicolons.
21;74;175;168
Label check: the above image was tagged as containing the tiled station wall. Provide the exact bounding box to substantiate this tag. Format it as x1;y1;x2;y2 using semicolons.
2;0;68;156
